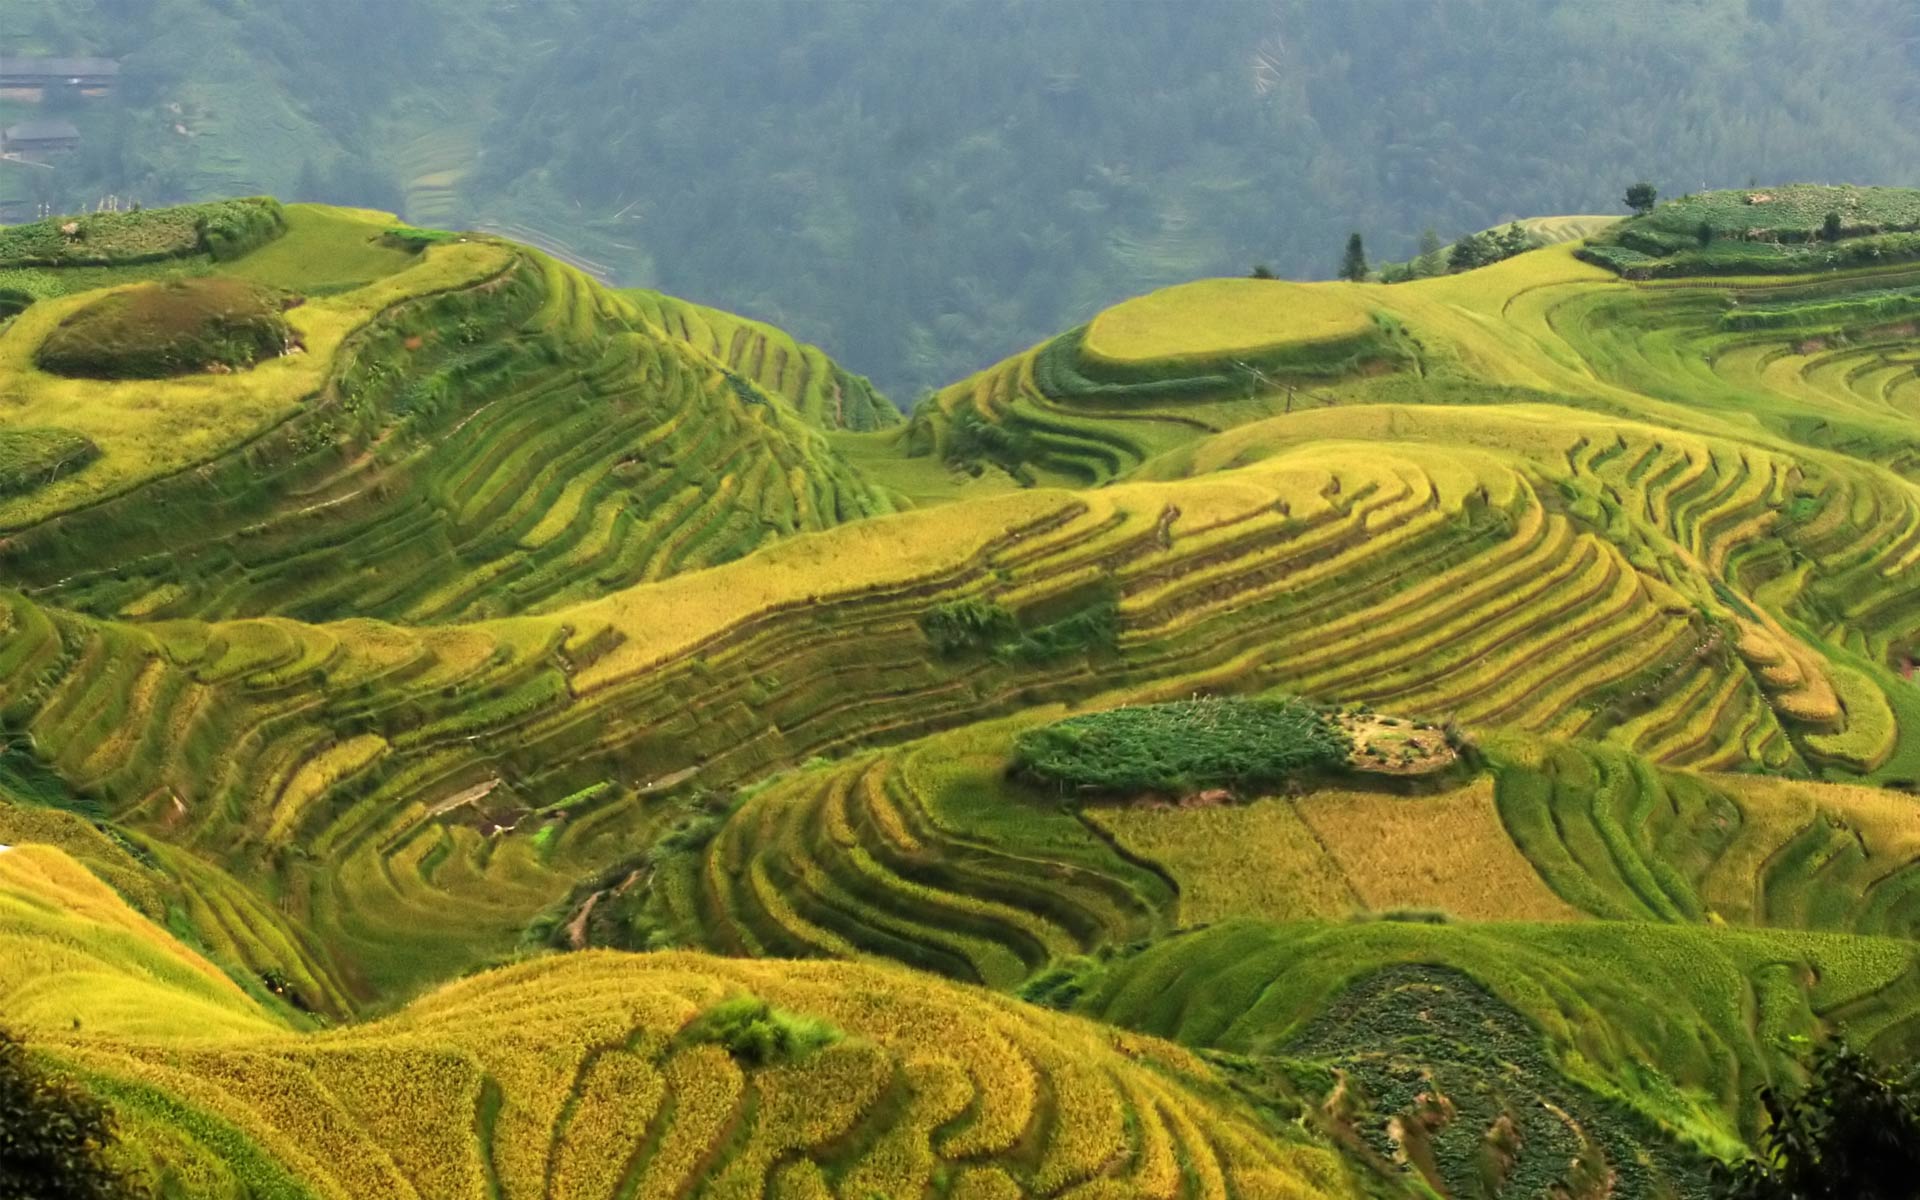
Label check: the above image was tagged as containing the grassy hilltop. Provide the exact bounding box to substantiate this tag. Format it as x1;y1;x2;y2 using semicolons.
8;186;1920;1195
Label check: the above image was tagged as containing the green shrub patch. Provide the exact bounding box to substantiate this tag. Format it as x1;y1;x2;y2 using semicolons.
684;994;841;1066
1013;696;1351;795
36;277;294;379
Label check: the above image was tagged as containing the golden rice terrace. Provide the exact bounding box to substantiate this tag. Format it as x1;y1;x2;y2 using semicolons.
10;186;1920;1198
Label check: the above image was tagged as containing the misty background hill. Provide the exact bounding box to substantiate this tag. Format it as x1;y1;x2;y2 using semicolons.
6;0;1920;399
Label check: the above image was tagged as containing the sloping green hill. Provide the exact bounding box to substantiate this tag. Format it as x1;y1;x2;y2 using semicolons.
11;189;1920;1197
0;203;898;624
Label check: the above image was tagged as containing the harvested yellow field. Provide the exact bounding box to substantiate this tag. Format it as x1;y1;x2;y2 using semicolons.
1091;778;1577;925
1088;797;1357;924
1081;277;1376;364
1294;777;1582;921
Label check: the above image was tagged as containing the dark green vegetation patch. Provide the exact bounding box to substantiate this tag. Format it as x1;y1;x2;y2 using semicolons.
381;224;463;252
683;994;841;1067
36;278;293;380
1278;964;1712;1197
1581;184;1920;278
1013;696;1351;795
921;590;1118;662
0;429;99;500
0;198;287;269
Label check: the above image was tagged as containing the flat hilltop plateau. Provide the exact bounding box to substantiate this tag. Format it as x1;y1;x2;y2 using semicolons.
10;185;1920;1197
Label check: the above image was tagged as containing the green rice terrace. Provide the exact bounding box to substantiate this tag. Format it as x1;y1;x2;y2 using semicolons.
12;187;1920;1196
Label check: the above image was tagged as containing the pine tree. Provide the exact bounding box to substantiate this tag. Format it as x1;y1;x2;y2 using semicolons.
1340;232;1369;282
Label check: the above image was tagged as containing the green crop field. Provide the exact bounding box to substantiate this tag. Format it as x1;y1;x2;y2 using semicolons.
10;188;1920;1197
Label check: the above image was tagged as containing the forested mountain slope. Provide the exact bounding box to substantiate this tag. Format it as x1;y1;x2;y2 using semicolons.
8;0;1920;397
10;188;1920;1196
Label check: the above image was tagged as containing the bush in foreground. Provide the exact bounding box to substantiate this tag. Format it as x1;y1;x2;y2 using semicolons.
1715;1039;1920;1200
0;1027;145;1200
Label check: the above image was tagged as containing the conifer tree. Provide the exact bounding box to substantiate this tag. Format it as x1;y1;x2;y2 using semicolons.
1340;232;1369;282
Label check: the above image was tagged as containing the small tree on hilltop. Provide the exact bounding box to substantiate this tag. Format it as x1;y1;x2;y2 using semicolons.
1340;232;1368;282
1625;181;1658;215
1714;1039;1920;1200
0;1027;147;1200
1248;263;1276;280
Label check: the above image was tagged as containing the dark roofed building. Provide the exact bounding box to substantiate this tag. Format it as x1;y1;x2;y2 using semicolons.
0;57;120;89
4;119;81;154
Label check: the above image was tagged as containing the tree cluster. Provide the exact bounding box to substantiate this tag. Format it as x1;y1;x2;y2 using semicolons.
1377;221;1531;282
1447;222;1532;272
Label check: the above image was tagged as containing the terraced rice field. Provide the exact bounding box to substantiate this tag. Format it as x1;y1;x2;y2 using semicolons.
9;190;1920;1197
1;843;1358;1200
1079;918;1920;1182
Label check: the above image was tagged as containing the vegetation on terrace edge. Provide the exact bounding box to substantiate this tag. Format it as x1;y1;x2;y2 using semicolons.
0;428;97;500
0;1024;147;1200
